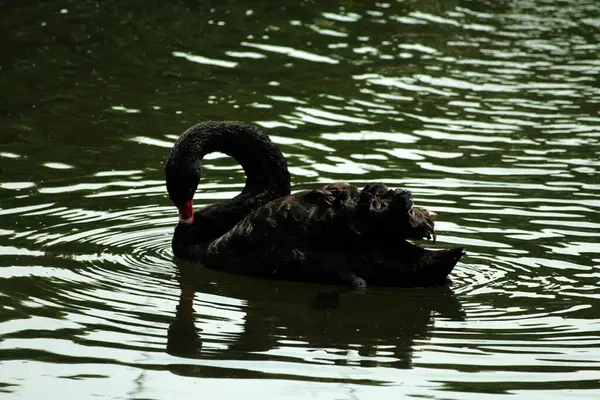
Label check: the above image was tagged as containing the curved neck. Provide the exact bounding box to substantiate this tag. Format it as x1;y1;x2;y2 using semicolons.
168;120;291;198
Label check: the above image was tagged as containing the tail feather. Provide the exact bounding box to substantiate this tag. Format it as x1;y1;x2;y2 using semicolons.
417;247;466;284
352;243;465;288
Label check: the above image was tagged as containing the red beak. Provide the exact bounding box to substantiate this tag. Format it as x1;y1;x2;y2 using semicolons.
178;200;194;224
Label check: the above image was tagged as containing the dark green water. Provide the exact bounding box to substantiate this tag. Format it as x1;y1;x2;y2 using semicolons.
1;0;600;398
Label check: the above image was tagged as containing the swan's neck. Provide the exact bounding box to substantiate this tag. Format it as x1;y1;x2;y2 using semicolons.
167;121;291;220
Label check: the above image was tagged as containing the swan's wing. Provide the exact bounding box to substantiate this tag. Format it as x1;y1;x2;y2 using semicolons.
203;182;459;287
207;182;436;255
355;183;437;242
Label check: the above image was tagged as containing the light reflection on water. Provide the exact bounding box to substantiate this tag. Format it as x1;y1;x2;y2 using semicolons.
1;0;600;398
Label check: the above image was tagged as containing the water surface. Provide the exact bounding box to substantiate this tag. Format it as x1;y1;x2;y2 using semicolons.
1;0;600;398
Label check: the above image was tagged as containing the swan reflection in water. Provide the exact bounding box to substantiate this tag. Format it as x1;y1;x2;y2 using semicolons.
167;261;465;373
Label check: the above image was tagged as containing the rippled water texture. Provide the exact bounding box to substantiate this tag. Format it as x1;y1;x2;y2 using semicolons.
1;0;600;398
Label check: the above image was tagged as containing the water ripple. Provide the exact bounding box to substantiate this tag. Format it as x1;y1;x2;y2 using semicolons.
1;0;600;397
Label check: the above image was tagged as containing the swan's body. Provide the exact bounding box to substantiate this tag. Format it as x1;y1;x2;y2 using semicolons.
166;121;464;288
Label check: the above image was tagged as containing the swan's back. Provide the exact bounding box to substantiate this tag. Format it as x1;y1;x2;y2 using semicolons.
200;182;463;287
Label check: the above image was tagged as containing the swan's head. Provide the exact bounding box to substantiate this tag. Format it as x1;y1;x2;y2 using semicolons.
165;159;201;225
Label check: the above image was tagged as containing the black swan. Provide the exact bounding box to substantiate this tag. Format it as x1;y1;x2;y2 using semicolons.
165;121;465;288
